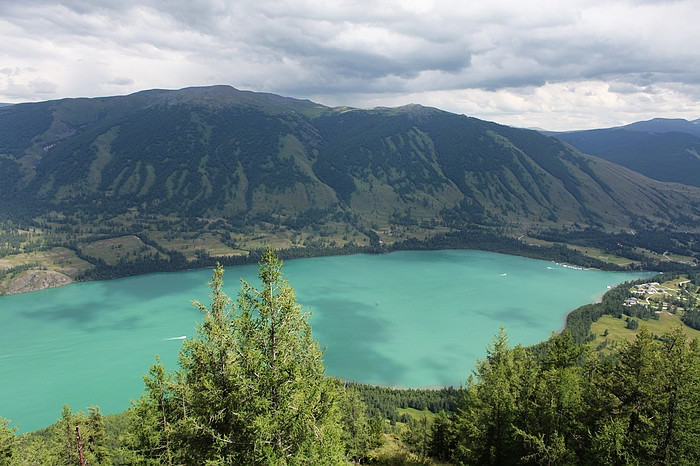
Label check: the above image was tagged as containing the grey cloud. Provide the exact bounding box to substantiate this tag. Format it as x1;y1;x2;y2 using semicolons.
1;0;699;129
6;0;697;93
1;80;44;100
106;77;134;86
30;79;57;94
608;81;657;95
224;4;474;83
0;67;20;76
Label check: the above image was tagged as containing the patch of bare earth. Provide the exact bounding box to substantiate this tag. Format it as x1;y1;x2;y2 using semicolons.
5;270;73;295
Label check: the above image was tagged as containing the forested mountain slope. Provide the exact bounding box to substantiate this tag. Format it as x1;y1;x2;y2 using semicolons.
546;118;700;188
2;85;699;230
1;86;699;290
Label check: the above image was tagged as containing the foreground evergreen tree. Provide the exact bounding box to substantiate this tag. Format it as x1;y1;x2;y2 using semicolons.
451;327;533;465
656;327;700;464
9;405;111;466
125;248;344;464
338;384;378;464
121;357;177;464
513;331;587;465
590;326;700;465
436;326;700;465
590;326;662;463
0;416;17;466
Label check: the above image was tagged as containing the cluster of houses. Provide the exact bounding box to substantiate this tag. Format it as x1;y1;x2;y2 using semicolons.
623;282;666;308
632;282;662;295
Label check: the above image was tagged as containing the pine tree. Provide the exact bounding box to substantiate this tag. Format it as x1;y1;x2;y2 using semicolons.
404;415;433;462
58;405;88;466
39;405;112;466
0;416;17;466
513;331;586;464
655;327;700;464
591;326;662;464
338;384;375;464
452;327;533;465
86;406;109;465
429;410;457;462
122;356;177;465
125;248;344;464
230;248;343;464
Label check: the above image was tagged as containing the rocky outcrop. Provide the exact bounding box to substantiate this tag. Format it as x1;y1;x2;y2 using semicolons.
5;270;73;295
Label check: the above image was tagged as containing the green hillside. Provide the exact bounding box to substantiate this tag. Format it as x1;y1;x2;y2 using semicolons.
1;86;700;292
549;127;700;187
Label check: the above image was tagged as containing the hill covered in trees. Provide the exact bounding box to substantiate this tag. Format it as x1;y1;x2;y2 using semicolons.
545;118;700;188
1;86;700;294
2;86;699;231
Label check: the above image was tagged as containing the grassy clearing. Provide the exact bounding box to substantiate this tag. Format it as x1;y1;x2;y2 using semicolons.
369;433;421;465
243;233;294;251
635;247;698;266
397;407;439;422
520;238;641;267
590;313;700;355
157;233;239;260
0;247;93;294
663;252;697;264
0;247;92;277
568;245;640;267
369;431;451;466
79;235;161;265
519;237;697;268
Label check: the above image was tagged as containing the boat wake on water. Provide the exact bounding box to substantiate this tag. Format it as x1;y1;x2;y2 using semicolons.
165;335;187;340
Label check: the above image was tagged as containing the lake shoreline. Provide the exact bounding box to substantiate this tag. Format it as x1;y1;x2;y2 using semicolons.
0;249;652;433
2;237;652;297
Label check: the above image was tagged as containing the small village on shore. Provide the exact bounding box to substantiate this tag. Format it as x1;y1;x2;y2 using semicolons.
623;279;697;314
590;274;700;354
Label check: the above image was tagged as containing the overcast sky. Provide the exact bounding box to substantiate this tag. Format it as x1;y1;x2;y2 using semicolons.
1;0;698;130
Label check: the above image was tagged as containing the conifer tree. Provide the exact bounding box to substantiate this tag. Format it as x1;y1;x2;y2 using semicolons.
591;326;662;464
39;405;112;466
125;248;344;464
0;416;17;466
513;330;586;464
338;384;375;464
452;327;532;465
122;356;177;465
86;406;109;465
655;327;700;464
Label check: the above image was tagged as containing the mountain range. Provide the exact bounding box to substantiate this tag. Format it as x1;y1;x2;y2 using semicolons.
1;85;699;278
544;118;700;188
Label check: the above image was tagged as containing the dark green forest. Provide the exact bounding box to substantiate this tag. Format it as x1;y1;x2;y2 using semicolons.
548;127;700;188
1;250;698;465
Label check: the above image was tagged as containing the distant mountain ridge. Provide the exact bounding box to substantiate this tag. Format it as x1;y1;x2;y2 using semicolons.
544;118;700;187
621;117;700;137
1;86;699;257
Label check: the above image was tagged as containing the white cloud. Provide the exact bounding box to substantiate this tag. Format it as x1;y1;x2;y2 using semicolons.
0;0;699;129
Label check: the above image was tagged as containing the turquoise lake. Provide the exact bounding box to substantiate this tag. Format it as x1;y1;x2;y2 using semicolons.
0;250;652;432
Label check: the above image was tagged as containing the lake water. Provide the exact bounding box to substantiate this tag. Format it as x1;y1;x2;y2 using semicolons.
0;250;652;432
